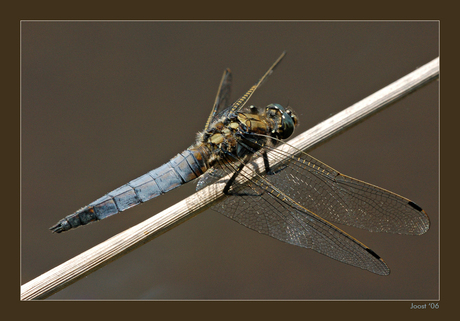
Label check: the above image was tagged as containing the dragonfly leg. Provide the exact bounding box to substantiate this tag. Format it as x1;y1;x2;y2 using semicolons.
219;151;261;196
262;151;289;175
262;152;273;175
237;134;279;175
222;162;263;197
223;162;245;195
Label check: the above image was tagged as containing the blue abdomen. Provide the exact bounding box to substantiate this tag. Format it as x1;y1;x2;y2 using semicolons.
50;149;207;233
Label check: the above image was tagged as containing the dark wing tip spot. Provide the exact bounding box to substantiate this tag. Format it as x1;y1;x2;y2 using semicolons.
365;248;381;260
408;201;423;212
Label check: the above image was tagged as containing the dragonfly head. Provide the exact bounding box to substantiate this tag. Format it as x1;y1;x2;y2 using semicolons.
265;103;298;140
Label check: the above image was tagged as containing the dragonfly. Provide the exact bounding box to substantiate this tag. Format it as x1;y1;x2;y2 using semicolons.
50;51;430;275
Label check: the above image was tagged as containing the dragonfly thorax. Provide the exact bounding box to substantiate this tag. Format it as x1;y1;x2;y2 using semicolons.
195;104;298;168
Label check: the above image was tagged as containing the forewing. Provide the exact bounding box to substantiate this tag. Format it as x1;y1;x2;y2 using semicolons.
204;68;233;131
204;51;286;131
228;51;286;114
260;141;430;235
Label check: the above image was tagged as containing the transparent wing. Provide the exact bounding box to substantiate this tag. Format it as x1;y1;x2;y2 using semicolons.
256;138;430;235
203;52;286;131
204;155;390;275
228;51;286;115
204;68;232;131
196;134;429;274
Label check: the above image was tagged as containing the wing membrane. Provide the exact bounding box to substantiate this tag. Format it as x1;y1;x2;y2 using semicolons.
205;156;390;275
258;140;430;235
196;135;429;274
204;68;233;131
204;52;287;129
228;51;286;114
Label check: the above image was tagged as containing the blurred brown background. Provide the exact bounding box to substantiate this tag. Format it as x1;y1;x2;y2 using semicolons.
21;21;438;299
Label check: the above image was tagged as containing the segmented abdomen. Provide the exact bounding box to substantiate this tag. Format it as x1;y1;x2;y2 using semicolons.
50;149;206;233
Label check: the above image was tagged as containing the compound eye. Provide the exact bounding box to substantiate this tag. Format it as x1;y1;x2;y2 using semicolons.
285;108;298;126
